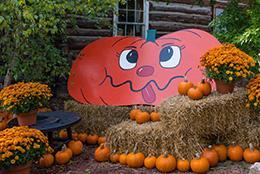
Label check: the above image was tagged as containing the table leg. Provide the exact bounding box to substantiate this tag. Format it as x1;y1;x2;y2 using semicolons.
47;132;54;147
67;127;72;140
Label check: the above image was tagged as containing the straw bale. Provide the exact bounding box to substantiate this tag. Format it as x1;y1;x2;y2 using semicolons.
64;100;153;135
107;88;259;160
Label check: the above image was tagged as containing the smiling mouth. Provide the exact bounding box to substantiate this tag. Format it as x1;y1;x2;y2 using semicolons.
99;68;192;104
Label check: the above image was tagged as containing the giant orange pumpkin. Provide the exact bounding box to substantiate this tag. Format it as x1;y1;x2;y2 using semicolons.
68;29;220;106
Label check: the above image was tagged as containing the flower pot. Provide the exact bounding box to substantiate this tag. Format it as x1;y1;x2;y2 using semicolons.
214;79;235;94
17;111;37;126
2;161;32;174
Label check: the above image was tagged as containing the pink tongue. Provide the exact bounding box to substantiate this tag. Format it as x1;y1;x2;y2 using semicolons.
141;84;156;103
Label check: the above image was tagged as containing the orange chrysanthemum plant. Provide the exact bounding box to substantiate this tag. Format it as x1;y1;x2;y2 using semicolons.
0;82;52;114
0;126;53;169
246;74;260;110
200;44;256;83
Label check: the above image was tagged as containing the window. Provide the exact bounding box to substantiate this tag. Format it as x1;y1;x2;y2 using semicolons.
214;7;224;17
113;0;149;38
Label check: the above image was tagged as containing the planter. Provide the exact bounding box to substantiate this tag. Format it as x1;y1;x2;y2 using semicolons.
2;161;32;174
17;111;37;126
214;79;235;94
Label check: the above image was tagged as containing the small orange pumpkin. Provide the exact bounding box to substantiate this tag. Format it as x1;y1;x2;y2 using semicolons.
213;144;227;162
94;144;110;162
0;121;7;131
144;155;156;169
243;143;260;164
126;145;145;168
86;134;99;145
72;132;78;140
150;112;160;122
135;111;150;124
228;143;243;162
156;152;176;173
55;145;72;165
98;136;106;145
59;130;68;139
201;145;219;167
187;86;203;100
110;150;120;163
129;108;141;121
68;140;83;156
178;79;193;95
39;153;54;168
177;159;190;172
197;79;212;96
78;133;88;143
119;152;128;165
190;153;209;174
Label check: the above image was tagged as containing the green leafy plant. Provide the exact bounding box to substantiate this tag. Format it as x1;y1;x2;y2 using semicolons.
0;0;123;87
210;0;260;63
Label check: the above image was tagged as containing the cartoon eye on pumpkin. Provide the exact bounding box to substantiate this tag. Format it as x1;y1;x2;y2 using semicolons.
159;46;181;68
119;49;138;70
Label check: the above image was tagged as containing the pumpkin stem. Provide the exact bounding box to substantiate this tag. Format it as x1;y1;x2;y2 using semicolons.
208;145;212;149
249;143;254;151
195;153;201;159
163;151;169;158
231;141;236;146
184;76;188;82
61;144;67;152
100;143;105;149
133;143;138;153
201;79;206;83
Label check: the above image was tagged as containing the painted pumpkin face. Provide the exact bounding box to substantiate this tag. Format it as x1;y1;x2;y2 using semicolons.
68;29;220;105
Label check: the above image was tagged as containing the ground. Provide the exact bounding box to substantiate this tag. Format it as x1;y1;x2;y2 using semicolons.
32;145;251;174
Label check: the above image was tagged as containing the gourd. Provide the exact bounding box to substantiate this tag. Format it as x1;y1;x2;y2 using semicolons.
94;144;110;162
228;143;243;162
212;144;227;162
55;145;72;165
201;145;219;167
144;155;157;169
110;150;120;163
190;153;209;174
39;153;54;168
98;136;106;145
150;112;160;122
197;79;212;96
68;140;83;156
155;152;176;173
187;86;203;100
178;78;193;95
129;108;141;121
119;151;128;165
126;144;145;168
78;133;88;143
135;111;150;124
86;134;99;144
177;159;190;172
59;130;68;139
243;143;260;164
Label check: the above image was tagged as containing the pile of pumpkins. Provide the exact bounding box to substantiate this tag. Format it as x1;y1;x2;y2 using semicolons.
38;130;106;168
129;109;160;124
94;142;260;173
178;78;212;100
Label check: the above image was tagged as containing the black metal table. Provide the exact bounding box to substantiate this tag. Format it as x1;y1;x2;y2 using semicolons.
8;111;81;149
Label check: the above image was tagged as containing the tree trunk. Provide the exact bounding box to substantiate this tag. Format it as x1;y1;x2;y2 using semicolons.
4;58;15;87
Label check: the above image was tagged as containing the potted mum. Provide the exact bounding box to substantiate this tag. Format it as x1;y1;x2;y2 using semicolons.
246;74;260;110
0;126;53;174
0;82;52;126
200;44;256;94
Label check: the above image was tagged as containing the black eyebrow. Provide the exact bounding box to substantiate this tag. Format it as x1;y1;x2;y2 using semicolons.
161;43;175;47
158;37;181;41
124;46;137;49
112;37;131;47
